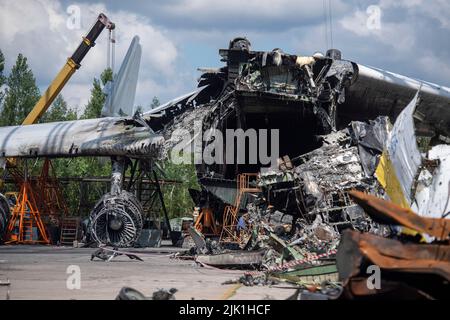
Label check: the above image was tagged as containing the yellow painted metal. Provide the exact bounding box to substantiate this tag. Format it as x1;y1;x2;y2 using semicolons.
22;58;78;125
83;37;91;46
375;150;419;237
375;150;409;209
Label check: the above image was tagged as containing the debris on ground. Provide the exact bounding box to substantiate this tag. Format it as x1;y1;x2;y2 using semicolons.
91;247;144;262
152;288;178;300
115;287;177;300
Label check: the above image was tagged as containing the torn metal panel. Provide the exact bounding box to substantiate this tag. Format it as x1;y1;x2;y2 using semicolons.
412;144;450;218
337;230;450;281
337;230;450;299
143;85;212;133
373;91;450;222
0;117;163;158
378;92;422;205
268;233;304;261
273;263;338;285
349;116;390;176
198;177;239;207
188;226;207;254
348;190;450;241
196;250;265;268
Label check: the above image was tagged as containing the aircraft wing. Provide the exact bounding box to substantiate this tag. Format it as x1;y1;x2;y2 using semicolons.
142;84;211;132
0;116;163;159
0;86;211;160
341;64;450;137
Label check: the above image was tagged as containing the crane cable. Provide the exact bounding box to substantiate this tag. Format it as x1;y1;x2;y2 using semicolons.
323;0;334;50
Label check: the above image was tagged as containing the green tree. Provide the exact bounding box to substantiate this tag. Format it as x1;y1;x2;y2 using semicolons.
150;96;160;109
101;68;113;86
162;160;199;218
41;94;77;123
82;68;113;119
0;50;5;108
0;53;40;126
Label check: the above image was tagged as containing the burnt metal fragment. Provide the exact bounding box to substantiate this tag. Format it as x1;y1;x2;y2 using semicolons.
337;229;450;299
348;190;450;241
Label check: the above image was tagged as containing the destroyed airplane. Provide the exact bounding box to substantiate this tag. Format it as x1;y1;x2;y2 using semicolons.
0;36;449;249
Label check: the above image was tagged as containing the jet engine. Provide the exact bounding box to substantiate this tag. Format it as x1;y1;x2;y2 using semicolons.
88;158;143;247
0;193;11;242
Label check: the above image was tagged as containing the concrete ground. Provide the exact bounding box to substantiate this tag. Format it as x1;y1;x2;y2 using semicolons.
0;243;296;300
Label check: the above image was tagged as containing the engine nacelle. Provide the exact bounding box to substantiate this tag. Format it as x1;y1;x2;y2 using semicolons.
89;190;143;247
0;193;11;241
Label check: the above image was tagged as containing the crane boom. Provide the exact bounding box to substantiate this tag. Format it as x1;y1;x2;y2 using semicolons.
22;13;115;125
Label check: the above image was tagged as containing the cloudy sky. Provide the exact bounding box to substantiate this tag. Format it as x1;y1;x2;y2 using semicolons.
1;0;449;114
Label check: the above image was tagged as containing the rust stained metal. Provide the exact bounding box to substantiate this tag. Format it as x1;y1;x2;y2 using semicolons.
343;277;434;299
348;190;450;241
337;230;450;282
337;230;450;299
359;239;450;281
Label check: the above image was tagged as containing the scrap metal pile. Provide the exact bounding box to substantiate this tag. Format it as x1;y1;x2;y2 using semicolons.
338;190;450;300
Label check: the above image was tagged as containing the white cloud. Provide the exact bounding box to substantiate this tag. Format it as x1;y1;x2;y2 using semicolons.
0;0;180;111
166;0;326;19
378;0;450;29
155;0;349;31
57;82;91;113
418;53;450;83
340;10;415;50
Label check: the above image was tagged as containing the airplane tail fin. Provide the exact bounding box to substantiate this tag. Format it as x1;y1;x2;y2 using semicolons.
102;36;142;117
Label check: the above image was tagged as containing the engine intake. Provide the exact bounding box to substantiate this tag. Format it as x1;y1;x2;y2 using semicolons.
89;190;143;247
0;193;11;242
